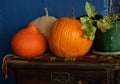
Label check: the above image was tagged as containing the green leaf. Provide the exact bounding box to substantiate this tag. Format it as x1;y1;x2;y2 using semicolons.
108;14;116;22
81;23;90;30
85;1;97;17
83;25;96;40
102;16;113;29
80;16;96;40
97;16;113;32
80;17;87;24
97;20;106;32
80;17;93;25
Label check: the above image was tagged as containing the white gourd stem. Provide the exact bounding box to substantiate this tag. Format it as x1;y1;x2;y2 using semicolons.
44;8;48;16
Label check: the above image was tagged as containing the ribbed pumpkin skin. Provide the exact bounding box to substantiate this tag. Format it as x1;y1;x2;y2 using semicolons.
11;25;47;59
49;17;93;57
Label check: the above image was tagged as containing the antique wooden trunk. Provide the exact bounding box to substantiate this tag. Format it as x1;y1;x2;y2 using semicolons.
5;54;120;84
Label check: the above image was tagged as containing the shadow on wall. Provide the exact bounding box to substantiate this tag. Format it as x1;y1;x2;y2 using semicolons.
0;0;108;84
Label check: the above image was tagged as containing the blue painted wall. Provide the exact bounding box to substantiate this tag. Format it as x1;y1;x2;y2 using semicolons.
0;0;118;83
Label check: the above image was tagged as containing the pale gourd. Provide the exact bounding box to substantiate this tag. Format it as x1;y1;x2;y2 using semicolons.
29;8;57;40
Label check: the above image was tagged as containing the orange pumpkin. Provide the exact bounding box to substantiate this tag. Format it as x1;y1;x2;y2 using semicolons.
48;17;93;57
11;25;47;59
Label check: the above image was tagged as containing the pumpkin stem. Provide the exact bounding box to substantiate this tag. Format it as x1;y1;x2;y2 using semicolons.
44;8;48;16
72;7;76;19
27;25;38;32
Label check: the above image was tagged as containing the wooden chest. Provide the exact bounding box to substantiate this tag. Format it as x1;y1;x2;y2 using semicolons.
6;54;120;84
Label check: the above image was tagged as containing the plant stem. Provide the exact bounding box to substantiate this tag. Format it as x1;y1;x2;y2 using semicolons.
72;7;76;19
109;0;113;14
44;8;48;16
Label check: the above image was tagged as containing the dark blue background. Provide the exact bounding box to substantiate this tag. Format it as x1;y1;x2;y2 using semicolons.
0;0;119;83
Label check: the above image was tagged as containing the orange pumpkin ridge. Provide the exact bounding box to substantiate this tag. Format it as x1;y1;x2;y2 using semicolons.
49;17;93;57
